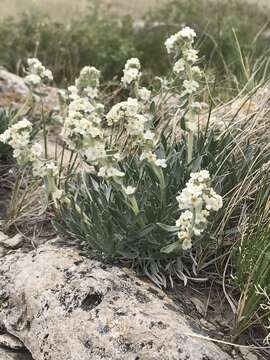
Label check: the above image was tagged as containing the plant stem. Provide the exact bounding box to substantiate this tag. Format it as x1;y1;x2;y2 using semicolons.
129;195;140;216
152;164;166;207
186;63;195;165
41;99;48;159
187;131;194;164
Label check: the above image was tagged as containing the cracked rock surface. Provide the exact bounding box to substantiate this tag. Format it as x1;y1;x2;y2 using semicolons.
0;240;236;360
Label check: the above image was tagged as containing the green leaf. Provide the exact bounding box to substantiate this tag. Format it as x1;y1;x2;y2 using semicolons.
150;100;156;114
157;223;179;232
160;241;181;254
180;116;186;131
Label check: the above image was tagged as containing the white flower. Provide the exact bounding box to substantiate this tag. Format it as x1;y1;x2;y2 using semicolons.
165;27;196;54
44;161;59;177
126;114;148;136
32;160;58;178
124;186;136;195
62;90;104;158
69;98;94;113
138;87;151;101
26;58;53;84
176;210;193;227
177;230;189;240
84;86;98;99
125;58;141;69
98;166;125;178
177;184;203;210
75;66;100;96
24;74;41;87
68;85;79;100
178;26;196;42
173;59;185;74
192;66;203;77
143;130;155;141
173;171;222;250
96;166;106;177
182;238;192;250
183;48;199;63
183;80;199;94
126;98;139;116
165;34;178;54
106;98;139;126
13;118;32;130
122;68;141;86
106;102;126;125
43;69;53;81
140;151;157;162
155;158;167;168
190;170;210;182
0;129;11;143
195;210;209;225
82;141;106;163
31;143;43;157
121;58;141;87
204;192;223;211
1;118;32;153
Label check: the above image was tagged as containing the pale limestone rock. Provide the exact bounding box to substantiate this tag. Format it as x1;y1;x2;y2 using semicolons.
0;68;58;109
0;233;24;249
0;240;236;360
0;231;9;243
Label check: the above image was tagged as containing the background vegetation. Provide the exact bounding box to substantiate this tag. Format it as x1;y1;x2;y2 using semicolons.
0;0;269;98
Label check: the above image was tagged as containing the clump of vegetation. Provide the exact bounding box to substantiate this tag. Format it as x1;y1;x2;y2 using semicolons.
233;179;270;338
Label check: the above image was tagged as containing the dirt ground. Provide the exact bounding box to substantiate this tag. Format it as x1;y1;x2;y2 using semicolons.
0;0;269;20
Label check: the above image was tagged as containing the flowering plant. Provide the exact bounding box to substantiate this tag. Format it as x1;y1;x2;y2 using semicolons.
0;27;226;285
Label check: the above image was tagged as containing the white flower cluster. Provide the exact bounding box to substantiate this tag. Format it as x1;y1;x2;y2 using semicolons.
165;27;203;133
24;58;53;88
0;118;60;192
165;26;196;55
121;58;151;103
62;66;106;164
106;97;166;169
140;151;167;169
0;118;35;163
175;170;223;250
34;160;59;177
75;66;100;99
138;87;151;102
106;97;138;126
121;58;141;87
98;165;124;178
106;97;154;143
105;58;167;172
